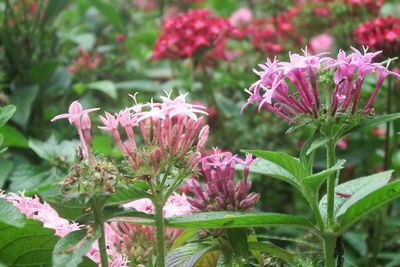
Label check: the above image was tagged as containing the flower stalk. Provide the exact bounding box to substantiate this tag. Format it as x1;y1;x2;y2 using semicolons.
326;139;336;227
91;197;109;267
153;199;166;267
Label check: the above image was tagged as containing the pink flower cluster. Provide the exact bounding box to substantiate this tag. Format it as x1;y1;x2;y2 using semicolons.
68;49;101;74
242;47;400;122
187;152;260;212
152;9;232;61
0;192;127;266
354;16;400;57
99;93;209;171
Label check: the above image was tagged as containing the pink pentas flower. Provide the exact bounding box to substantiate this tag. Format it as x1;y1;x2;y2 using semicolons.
309;33;333;54
230;8;253;27
187;151;260;212
51;101;99;160
68;49;101;74
242;47;400;122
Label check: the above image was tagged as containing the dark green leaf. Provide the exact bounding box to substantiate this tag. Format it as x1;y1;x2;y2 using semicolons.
119;212;316;231
105;183;150;206
92;0;122;30
77;256;97;267
319;171;393;218
52;228;100;267
0;198;26;227
103;205;154;221
44;194;89;221
0;219;60;266
43;0;69;23
0;158;13;188
0;105;16;127
338;181;400;233
183;245;220;267
114;80;161;92
299;132;317;175
193;250;220;267
227;228;248;258
0;125;28;148
243;150;307;180
10;85;39;128
28;61;59;84
344;113;400;136
302;160;345;192
235;159;300;188
248;242;294;263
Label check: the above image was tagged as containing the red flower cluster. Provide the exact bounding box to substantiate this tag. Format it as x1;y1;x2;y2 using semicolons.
68;49;101;74
152;9;232;62
342;0;385;11
354;16;400;57
246;7;303;53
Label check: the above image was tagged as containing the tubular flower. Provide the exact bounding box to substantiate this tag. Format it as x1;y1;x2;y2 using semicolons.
152;9;232;61
51;101;99;161
99;93;209;176
187;151;260;212
242;47;400;123
68;48;101;74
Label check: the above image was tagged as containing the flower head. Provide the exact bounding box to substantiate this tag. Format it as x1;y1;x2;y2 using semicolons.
187;151;259;212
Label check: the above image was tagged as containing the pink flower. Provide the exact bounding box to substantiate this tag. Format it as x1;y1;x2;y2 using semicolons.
68;49;101;74
187;151;260;212
51;101;99;160
337;137;348;151
115;34;126;43
230;8;253;27
309;33;333;54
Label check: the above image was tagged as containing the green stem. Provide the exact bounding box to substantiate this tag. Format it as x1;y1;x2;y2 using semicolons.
326;140;336;227
154;201;165;267
309;196;325;231
323;235;336;267
91;199;109;267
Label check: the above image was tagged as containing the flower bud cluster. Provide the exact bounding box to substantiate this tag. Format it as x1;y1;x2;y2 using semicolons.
187;152;260;212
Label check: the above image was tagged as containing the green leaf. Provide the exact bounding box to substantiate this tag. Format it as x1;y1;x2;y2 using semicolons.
183;246;220;267
344;113;400;136
243;150;307;180
86;80;117;99
114;80;161;92
28;135;79;162
0;105;16;127
227;228;248;258
0;219;60;266
302;159;345;192
52;228;100;267
166;243;211;267
10;85;39;128
193;250;220;267
299;132;317;175
43;0;69;23
105;183;150;206
0;158;13;188
92;0;122;30
0;198;26;227
77;257;97;267
119;212;316;231
9;165;64;194
337;181;400;233
44;194;89;221
248;242;294;263
170;229;198;251
319;171;393;218
102;206;154;221
28;61;59;84
0;125;29;148
235;158;300;188
306;136;329;155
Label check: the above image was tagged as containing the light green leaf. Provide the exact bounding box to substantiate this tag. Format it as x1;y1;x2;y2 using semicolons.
319;171;393;218
0;219;60;266
0;158;13;188
306;136;329;155
299;132;317;175
44;194;89;221
344;113;400;136
0;198;26;228
119;212;316;231
105;183;150;206
243;150;307;181
166;243;211;267
183;246;220;267
92;0;122;30
87;80;117;99
10;85;39;128
29;135;79;162
43;0;69;23
193;250;220;267
338;181;400;233
0;105;16;127
170;229;198;251
235;159;300;188
248;242;294;263
302;160;345;192
71;34;96;50
114;80;161;92
52;228;100;267
0;125;28;148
